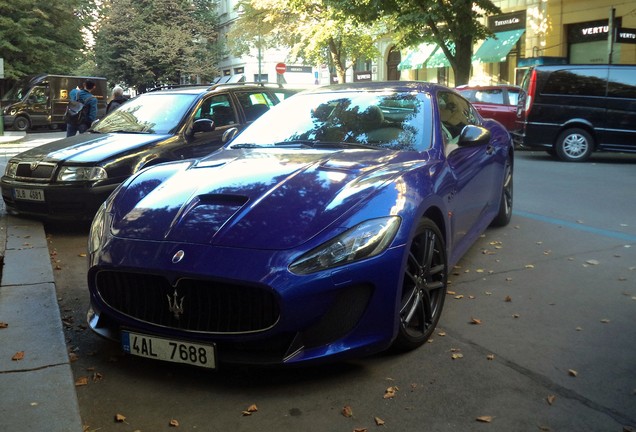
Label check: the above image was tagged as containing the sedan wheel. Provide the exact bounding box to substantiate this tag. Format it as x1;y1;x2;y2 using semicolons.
393;218;447;351
555;128;594;162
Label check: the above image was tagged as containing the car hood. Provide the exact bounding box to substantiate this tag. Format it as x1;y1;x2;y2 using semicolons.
111;148;425;250
13;132;170;163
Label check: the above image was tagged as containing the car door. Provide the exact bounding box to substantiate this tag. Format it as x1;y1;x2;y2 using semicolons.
183;93;239;159
26;85;50;127
603;67;636;150
233;90;278;124
439;91;499;252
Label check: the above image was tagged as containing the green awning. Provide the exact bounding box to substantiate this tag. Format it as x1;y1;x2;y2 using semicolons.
472;29;525;63
426;43;454;68
398;43;438;70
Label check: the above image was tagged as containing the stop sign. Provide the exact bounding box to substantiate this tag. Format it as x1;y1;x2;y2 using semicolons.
275;62;287;74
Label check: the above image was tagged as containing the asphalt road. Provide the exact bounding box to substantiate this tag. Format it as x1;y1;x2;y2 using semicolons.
13;135;636;431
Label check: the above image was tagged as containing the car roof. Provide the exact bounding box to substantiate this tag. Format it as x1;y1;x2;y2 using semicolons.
302;81;452;95
145;82;289;96
456;84;520;91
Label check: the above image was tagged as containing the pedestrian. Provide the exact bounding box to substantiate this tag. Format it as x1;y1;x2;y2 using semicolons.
66;79;98;137
106;85;127;114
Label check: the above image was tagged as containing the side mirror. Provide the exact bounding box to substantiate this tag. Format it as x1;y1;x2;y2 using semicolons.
458;125;491;147
222;127;239;143
192;118;215;134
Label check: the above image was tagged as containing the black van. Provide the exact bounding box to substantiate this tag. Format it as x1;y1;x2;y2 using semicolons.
515;64;636;161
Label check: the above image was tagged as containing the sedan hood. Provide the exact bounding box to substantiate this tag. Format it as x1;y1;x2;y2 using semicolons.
13;132;170;163
111;148;423;249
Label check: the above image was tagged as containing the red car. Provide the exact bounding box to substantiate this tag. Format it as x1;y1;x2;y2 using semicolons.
456;85;522;132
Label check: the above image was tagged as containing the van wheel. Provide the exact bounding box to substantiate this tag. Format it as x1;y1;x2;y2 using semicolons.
555;128;593;162
14;116;31;132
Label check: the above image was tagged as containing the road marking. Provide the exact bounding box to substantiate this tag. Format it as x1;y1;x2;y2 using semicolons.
514;210;636;243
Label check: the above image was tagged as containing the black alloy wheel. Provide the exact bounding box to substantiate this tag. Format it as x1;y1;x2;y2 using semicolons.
491;156;513;227
393;218;447;351
14;116;30;132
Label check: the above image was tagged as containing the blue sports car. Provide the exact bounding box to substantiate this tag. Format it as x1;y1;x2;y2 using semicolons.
87;82;513;368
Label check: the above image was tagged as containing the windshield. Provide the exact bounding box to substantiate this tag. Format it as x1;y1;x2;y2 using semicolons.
93;93;198;134
230;90;431;151
2;80;30;101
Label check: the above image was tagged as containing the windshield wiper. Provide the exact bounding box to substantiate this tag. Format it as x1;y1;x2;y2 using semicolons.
230;143;264;149
312;141;379;150
106;130;152;134
273;140;315;148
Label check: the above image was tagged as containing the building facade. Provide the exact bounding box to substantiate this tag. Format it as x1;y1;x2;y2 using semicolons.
216;0;636;87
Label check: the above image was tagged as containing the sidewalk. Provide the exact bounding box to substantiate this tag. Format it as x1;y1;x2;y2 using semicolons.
0;131;83;431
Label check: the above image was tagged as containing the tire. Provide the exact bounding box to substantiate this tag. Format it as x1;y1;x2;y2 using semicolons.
555;128;594;162
490;157;513;227
393;218;447;351
14;116;30;132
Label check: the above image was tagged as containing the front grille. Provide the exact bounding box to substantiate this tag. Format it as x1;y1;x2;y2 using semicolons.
15;162;56;181
95;271;280;333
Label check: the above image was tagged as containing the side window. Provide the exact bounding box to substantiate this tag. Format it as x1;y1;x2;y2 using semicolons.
507;89;520;106
236;91;276;122
30;86;48;104
438;92;475;141
196;94;237;127
542;69;607;97
475;89;504;104
607;68;636;99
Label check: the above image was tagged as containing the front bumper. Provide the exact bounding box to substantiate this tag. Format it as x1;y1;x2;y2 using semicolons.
1;178;118;221
88;236;407;366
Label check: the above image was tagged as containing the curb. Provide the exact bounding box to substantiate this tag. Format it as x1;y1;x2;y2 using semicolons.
0;216;84;432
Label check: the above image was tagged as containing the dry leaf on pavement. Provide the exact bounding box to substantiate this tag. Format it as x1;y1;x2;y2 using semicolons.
75;376;89;386
0;322;8;329
476;415;494;423
568;369;578;377
342;405;354;417
374;417;385;426
547;395;556;405
169;419;179;427
470;317;482;325
12;351;25;361
383;386;398;399
114;413;126;423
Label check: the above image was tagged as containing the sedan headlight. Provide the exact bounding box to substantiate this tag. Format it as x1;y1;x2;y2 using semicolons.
289;216;401;275
5;161;18;178
57;166;107;182
88;203;109;254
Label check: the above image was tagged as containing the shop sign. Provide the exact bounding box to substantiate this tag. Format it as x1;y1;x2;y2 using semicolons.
354;71;372;82
287;66;312;73
617;27;636;44
568;18;622;43
488;10;526;32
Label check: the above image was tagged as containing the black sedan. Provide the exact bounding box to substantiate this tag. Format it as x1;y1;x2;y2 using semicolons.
1;83;291;220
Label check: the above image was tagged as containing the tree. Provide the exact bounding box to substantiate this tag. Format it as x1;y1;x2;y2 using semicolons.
93;0;221;92
0;0;94;80
326;0;500;85
227;0;381;83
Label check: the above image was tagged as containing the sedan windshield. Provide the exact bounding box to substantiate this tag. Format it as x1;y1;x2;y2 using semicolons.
230;90;431;151
94;93;198;134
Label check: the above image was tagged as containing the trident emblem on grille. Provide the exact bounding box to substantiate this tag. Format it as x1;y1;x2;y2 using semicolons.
167;289;185;319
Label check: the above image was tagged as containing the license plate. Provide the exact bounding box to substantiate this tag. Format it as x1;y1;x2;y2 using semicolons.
14;188;45;202
122;331;216;369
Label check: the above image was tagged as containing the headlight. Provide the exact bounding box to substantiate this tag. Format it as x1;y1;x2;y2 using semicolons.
57;166;107;182
5;161;18;178
88;203;109;254
289;216;401;275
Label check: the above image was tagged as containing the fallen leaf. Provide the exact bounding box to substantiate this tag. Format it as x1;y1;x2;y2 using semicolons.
525;264;535;269
576;327;583;331
0;322;8;329
447;290;456;295
383;386;398;399
470;317;482;325
68;352;79;362
539;426;552;431
505;296;512;302
114;414;126;423
92;372;103;382
454;294;464;299
12;351;25;361
75;377;89;386
505;277;513;282
246;404;258;413
513;314;520;318
586;259;600;265
568;369;578;377
342;405;354;417
169;419;179;427
374;416;385;426
451;353;464;360
476;416;494;423
438;331;446;337
353;428;368;432
547;395;556;405
487;354;495;360
78;253;87;257
600;319;610;323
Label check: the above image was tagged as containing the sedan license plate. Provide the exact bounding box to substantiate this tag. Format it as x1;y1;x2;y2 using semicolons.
14;188;44;202
122;331;216;369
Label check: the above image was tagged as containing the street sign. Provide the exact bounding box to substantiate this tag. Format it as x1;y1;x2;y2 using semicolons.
275;62;286;74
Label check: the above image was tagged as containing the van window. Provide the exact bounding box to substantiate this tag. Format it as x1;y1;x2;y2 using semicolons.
542;69;607;97
607;69;636;99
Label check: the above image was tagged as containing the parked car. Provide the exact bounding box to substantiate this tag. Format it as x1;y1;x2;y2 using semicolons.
1;83;294;220
515;64;636;161
87;81;514;368
1;74;108;131
456;84;522;132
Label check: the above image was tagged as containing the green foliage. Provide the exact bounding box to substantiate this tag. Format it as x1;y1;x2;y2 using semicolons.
228;0;381;83
0;0;92;80
326;0;501;85
94;0;221;92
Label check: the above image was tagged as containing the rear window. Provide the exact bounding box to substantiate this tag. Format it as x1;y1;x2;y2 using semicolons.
607;68;636;99
541;69;607;97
